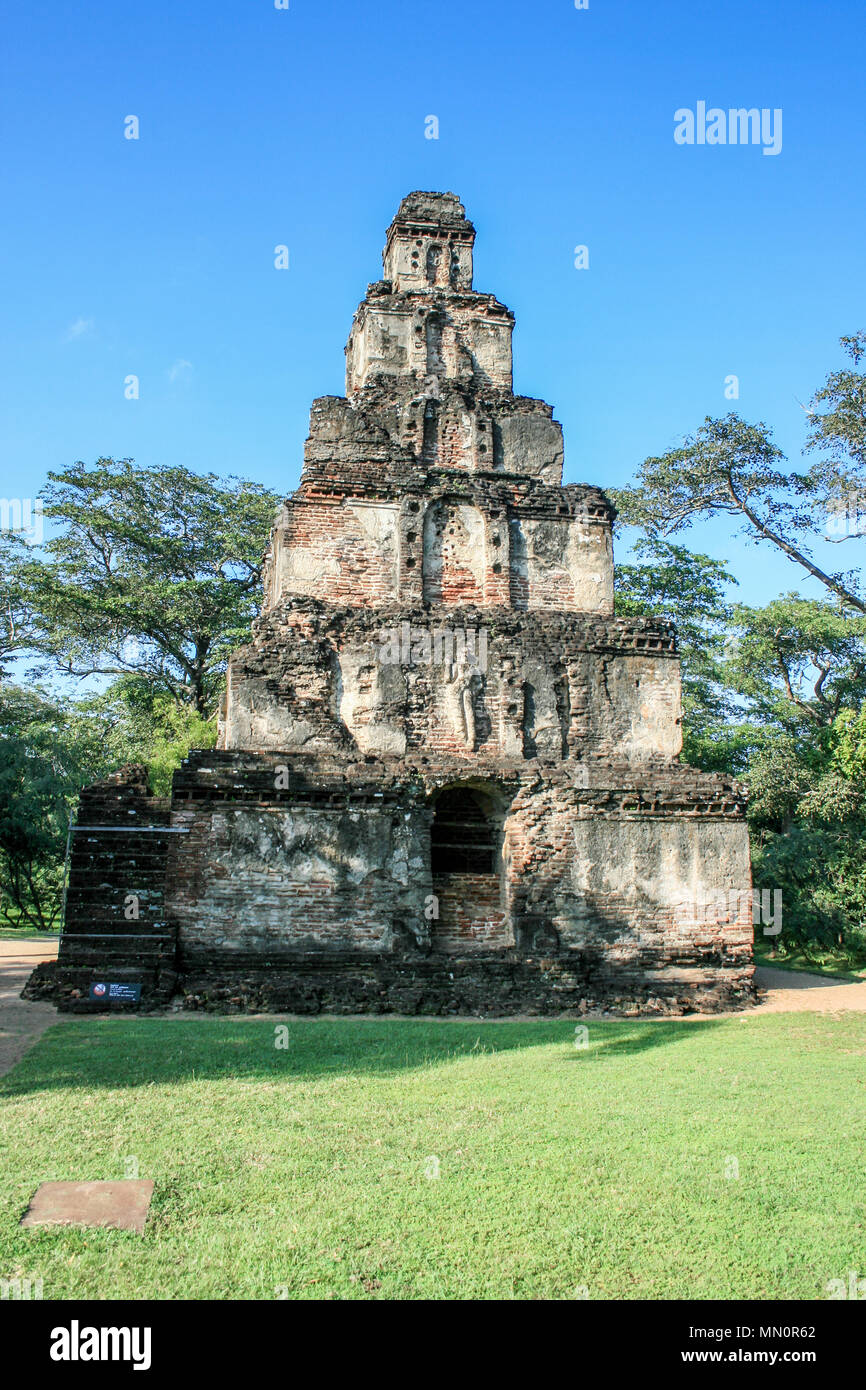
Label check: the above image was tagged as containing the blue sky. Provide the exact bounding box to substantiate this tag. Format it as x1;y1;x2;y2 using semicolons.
2;0;864;609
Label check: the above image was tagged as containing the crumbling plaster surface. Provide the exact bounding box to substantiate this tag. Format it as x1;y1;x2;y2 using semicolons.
173;804;429;955
221;604;684;763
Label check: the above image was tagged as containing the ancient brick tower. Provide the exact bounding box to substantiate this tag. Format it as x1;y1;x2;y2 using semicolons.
31;191;754;1015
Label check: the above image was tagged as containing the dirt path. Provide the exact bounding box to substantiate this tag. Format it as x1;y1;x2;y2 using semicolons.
0;937;61;1077
751;965;866;1014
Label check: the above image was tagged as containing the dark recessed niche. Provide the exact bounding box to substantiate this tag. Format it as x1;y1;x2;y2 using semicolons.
431;788;497;875
407;531;417;543
408;501;420;512
405;556;415;568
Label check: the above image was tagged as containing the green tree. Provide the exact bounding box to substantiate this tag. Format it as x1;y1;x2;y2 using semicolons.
17;458;280;715
84;675;218;795
614;536;745;769
0;532;32;679
720;599;866;963
0;676;221;931
612;410;864;612
724;596;866;734
612;336;866;964
803;330;866;498
0;685;117;930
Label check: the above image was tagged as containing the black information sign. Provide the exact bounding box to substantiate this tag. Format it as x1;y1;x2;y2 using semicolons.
89;982;142;1002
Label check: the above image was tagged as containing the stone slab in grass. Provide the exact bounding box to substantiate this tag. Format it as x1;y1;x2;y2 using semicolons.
19;1180;154;1233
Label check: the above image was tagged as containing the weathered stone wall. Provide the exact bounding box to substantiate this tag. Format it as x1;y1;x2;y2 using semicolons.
264;484;613;615
169;801;428;956
503;783;752;968
29;190;755;1019
220;602;681;763
345;295;515;395
25;766;179;1011
175;955;754;1018
32;746;753;1015
268;497;400;606
509;515;612;612
155;750;752;1015
432;873;511;953
381;191;475;293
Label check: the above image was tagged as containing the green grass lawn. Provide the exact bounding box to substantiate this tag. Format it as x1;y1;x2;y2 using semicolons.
1;1014;864;1300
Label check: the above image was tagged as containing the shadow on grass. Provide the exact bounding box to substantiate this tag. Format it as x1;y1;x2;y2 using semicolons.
0;1015;727;1097
561;1021;722;1060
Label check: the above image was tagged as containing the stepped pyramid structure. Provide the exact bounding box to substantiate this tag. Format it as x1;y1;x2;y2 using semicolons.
30;192;754;1015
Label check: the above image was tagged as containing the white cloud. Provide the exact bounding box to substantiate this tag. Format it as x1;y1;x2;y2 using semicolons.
65;317;94;341
168;358;193;383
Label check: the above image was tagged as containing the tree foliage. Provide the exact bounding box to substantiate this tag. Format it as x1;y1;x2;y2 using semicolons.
724;596;866;732
0;457;276;929
612;408;865;612
0;532;33;678
804;331;866;493
615;335;866;963
614;536;743;769
16;458;280;715
0;685;114;929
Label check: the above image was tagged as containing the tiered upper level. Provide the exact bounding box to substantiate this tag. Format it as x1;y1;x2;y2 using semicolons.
261;192;614;617
346;190;513;395
221;194;684;764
